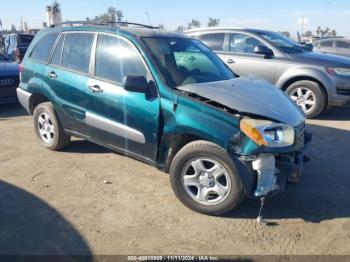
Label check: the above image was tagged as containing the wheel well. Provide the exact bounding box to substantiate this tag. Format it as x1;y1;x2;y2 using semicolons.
29;93;50;114
163;133;202;173
281;76;328;100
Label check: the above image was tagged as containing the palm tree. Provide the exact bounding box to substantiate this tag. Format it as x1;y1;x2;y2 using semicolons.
208;18;220;27
187;19;201;30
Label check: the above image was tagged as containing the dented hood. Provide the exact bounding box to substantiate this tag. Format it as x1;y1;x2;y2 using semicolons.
178;75;305;127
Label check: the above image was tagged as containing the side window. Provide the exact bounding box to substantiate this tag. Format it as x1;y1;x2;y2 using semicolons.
30;33;58;62
320;41;333;47
61;33;94;74
336;41;350;49
229;33;266;54
95;34;147;84
51;34;65;66
196;33;225;51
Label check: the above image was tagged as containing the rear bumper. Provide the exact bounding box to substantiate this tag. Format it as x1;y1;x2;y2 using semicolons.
16;88;32;114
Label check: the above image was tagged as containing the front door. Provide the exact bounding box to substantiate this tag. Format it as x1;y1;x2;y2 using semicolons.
85;34;160;162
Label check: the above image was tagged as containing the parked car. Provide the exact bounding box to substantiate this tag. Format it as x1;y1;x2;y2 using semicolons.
17;22;310;216
0;36;20;104
314;38;350;58
4;33;35;62
186;28;350;118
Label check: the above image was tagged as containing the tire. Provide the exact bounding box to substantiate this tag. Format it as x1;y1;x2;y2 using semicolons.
286;80;327;118
33;102;70;151
170;141;245;216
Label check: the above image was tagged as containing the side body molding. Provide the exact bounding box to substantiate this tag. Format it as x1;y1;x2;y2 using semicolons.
85;112;146;144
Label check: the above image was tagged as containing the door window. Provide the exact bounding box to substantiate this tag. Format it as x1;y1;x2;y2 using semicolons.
196;33;225;51
320;41;333;47
61;33;94;74
336;41;350;49
30;33;58;62
95;34;147;84
50;34;65;66
229;33;266;54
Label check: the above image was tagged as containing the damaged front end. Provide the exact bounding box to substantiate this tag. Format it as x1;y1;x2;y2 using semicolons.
230;118;312;199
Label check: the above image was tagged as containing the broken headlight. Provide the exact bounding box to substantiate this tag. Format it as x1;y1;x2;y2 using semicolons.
240;118;295;148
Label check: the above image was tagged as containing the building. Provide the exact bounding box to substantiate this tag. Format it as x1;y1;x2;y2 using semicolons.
46;1;62;27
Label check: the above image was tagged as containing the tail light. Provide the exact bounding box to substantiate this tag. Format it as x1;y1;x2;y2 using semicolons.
19;64;24;82
15;48;21;61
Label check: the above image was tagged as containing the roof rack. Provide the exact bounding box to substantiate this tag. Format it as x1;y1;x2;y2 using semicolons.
51;21;159;30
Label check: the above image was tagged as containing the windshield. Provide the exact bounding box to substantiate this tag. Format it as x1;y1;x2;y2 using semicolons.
256;31;306;54
142;37;235;88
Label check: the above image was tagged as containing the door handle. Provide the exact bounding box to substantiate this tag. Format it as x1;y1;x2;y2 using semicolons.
48;71;57;79
226;58;235;64
88;84;103;93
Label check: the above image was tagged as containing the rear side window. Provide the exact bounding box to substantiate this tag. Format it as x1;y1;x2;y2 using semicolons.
336;41;350;49
51;35;65;66
320;41;333;47
197;33;225;51
95;35;147;84
30;33;58;62
61;33;94;74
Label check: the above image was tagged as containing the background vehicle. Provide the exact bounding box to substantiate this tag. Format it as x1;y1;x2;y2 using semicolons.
17;22;309;216
4;33;35;62
186;28;350;118
0;35;20;104
314;38;350;58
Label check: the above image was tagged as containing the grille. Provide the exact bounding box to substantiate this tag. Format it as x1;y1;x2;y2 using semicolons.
0;76;19;89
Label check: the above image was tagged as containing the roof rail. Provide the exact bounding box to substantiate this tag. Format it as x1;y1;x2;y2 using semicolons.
51;21;159;30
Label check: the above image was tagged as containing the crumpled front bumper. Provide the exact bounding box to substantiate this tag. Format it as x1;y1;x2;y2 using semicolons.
232;132;312;199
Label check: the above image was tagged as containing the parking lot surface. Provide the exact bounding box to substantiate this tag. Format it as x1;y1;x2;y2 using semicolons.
1;103;350;255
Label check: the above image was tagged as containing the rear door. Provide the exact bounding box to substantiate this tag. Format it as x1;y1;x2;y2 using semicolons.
85;34;160;162
314;40;335;54
335;40;350;57
43;32;95;136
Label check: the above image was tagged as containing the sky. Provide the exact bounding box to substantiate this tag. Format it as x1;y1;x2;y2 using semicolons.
1;0;350;37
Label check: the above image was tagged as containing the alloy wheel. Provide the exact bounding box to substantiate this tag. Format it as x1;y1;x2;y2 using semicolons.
289;87;317;114
181;158;231;206
37;113;55;144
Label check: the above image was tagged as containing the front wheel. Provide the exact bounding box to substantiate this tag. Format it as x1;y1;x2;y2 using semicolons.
286;80;326;118
170;141;245;216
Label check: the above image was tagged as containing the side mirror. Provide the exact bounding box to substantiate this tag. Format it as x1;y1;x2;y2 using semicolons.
124;75;148;93
302;43;314;51
254;45;274;57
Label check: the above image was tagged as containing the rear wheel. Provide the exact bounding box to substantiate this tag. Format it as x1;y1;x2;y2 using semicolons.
286;80;326;118
33;102;70;151
170;141;245;216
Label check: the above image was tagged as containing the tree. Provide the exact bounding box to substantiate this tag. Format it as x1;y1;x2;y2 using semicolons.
175;25;186;32
187;19;201;30
304;31;313;37
207;18;220;27
279;31;291;38
316;26;322;37
315;26;337;38
87;7;123;23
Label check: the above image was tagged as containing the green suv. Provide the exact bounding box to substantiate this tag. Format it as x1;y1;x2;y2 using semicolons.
17;22;311;216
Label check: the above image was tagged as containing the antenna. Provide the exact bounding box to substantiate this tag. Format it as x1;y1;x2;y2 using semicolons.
146;12;152;26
